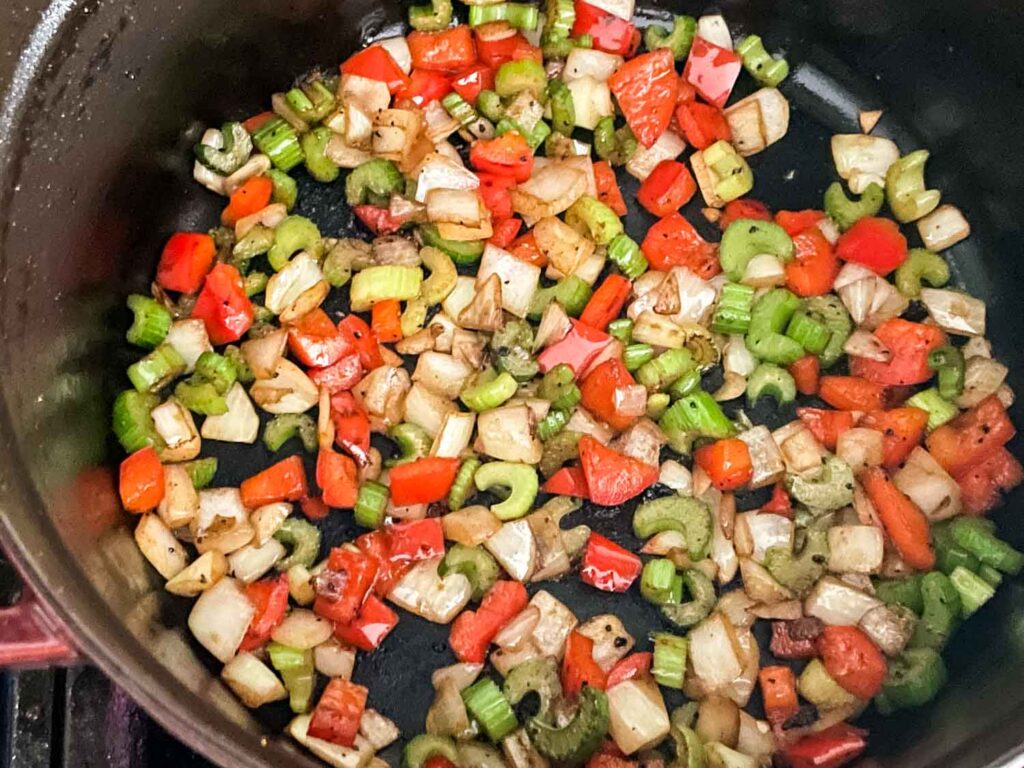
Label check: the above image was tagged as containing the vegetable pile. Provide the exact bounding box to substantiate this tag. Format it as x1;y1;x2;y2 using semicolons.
114;2;1021;767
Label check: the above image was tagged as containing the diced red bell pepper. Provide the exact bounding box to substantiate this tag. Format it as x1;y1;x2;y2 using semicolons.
475;31;541;70
608;48;676;148
334;594;399;651
862;467;935;570
775;209;826;237
408;27;477;73
784;724;868;768
586;753;636;768
769;620;820;660
425;758;458;768
395;69;451;107
342;45;410;93
572;0;640;57
308;678;369;747
371;299;403;343
338;314;385;371
956;447;1024;515
719;198;771;230
356;529;413;596
537;320;612;376
817;625;888;700
818;376;885;412
789;355;821;396
675;100;731;151
119;447;164;513
562;629;609;699
387;518;446;563
835;216;908;276
593;160;627;216
927;395;1016;476
239;575;290;651
156;232;217;294
860;408;929;468
288;307;352;368
605;652;653;689
579;275;632;331
849;318;947;387
240;455;309;509
451;64;494;104
242;111;275;134
477;172;516;220
684;37;742;108
578;435;658;506
762;483;792;516
221;175;273;227
308;354;364;394
317;448;359;509
449;580;529;663
191;263;254;345
785;228;839;297
301;495;330;520
640;212;720;278
580;533;642;592
388;456;461;506
314;548;380;625
797;407;855;451
353;204;404;235
509;231;546;266
580;358;640;432
331;391;371;464
759;665;799;726
488;217;522;249
636;160;697;217
694;438;753;491
469;132;533;182
542;466;590;498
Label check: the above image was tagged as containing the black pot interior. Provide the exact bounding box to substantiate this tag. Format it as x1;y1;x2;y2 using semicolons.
3;1;1024;766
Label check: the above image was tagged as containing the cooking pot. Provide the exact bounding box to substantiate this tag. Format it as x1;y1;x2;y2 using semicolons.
3;0;1024;766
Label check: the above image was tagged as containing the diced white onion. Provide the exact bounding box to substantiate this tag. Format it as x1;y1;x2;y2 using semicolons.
739;513;793;563
804;576;881;626
697;14;733;48
563;48;623;82
241;329;288;380
250;359;319;415
264;252;326;316
724;88;790;157
228;538;286;584
477;243;541;318
607;678;670;755
403;382;457;438
827;525;885;574
135;513;189;580
831;134;900;194
387;558;473;623
221;652;287;708
723;335;758;377
476;404;542;464
527;590;578;659
431;411;476;458
836;427;884;476
415;153;480;203
165;550;227;597
916;204;970;251
893;446;962;520
151;398;201;462
844;329;892;362
484;520;537;582
737;426;785;489
200;382;259;444
920;288;986;336
658;461;693;494
741;254;786;287
188;577;254;663
165;319;212;373
626;130;686;180
271;608;334;649
374;36;411;74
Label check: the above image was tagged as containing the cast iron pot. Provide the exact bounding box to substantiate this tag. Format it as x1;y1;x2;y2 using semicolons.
4;0;1024;766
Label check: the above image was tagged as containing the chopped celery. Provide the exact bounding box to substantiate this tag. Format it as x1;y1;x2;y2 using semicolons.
126;295;171;349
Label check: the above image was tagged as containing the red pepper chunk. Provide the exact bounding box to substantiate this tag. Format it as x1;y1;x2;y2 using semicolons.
762;483;792;516
387;518;446;563
240;455;308;509
562;629;608;699
355;529;413;596
191;263;253;345
341;46;410;93
605;652;652;689
537;320;612;376
119;447;164;513
338;314;385;371
488;217;522;248
835;216;908;275
593;160;628;216
684;37;742;108
308;354;364;394
578;436;658;506
388;456;461;506
314;548;380;626
470;132;534;182
308;678;369;747
239;575;289;651
926;395;1016;476
956;447;1024;515
477;172;516;220
449;580;529;663
352;204;404;235
817;625;888;700
572;1;640;57
408;27;477;73
317;448;359;509
580;358;640;432
301;495;330;520
636;160;697;217
608;48;676;148
640;212;720;278
675;100;731;151
334;594;399;651
797;408;855;451
579;275;632;331
395;69;451;107
849;318;947;386
156;232;216;294
759;665;799;726
451;64;494;104
719;198;771;230
861;467;935;570
784;723;868;768
331;391;371;464
789;355;821;396
859;408;929;468
221;175;272;227
785;228;839;297
288;308;352;368
694;438;753;491
580;533;642;592
424;759;458;768
775;209;826;237
818;376;885;412
371;299;403;343
541;466;590;498
475;32;540;70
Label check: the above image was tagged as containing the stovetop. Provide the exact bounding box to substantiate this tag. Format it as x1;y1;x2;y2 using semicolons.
0;555;210;768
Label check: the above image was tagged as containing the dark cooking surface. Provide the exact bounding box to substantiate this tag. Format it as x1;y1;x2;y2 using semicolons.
4;1;1024;767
